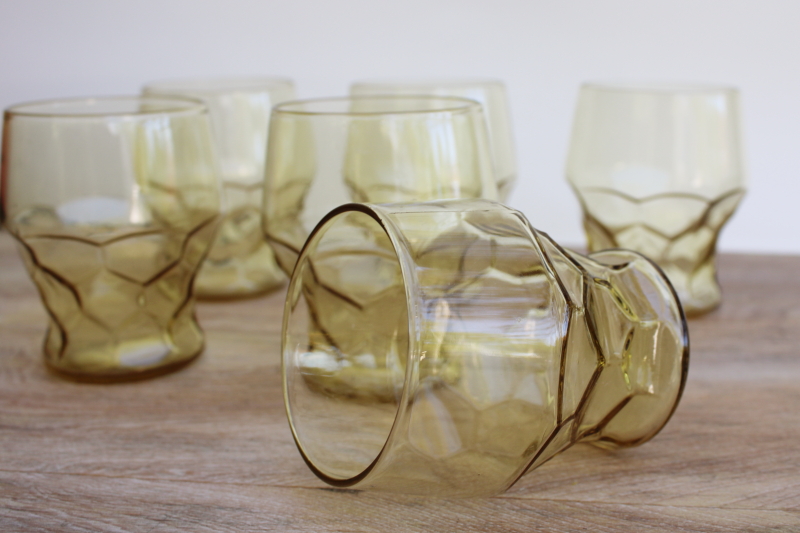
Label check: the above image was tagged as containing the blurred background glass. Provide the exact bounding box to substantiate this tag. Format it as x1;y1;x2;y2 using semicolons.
262;95;496;275
144;77;296;298
566;83;746;315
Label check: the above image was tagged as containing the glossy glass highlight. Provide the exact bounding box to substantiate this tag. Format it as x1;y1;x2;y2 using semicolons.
262;95;496;276
350;79;516;201
283;199;688;497
567;83;746;315
2;96;220;380
144;77;295;298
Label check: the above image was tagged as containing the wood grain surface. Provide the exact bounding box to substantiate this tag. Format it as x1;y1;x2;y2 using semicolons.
1;230;799;532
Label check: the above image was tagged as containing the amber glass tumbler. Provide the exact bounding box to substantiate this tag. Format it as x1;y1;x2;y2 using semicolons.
1;96;220;381
144;77;296;298
350;79;516;201
283;199;688;497
262;95;496;276
567;83;746;315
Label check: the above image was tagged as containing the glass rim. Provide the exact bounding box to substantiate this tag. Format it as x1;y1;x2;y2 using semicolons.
581;81;739;95
4;95;208;118
143;75;295;95
351;77;506;89
272;95;483;117
282;201;417;487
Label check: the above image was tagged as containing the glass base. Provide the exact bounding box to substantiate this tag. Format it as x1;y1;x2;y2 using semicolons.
194;245;286;299
44;348;202;383
680;296;721;317
195;273;285;300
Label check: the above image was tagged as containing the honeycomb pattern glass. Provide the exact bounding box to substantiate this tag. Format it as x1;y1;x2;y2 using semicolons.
283;199;689;497
262;95;496;276
2;96;220;381
566;83;746;316
350;79;517;201
144;77;296;298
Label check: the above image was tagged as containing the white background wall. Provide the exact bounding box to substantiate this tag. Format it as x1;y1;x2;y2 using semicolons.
1;0;798;253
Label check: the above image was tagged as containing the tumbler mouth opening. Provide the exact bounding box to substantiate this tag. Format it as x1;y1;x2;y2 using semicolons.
143;76;295;95
282;203;413;484
273;95;481;116
581;81;738;96
4;96;207;118
351;78;505;90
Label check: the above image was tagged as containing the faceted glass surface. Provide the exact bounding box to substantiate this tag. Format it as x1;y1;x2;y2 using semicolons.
144;77;296;298
262;96;497;277
566;83;746;315
2;96;220;380
283;199;688;497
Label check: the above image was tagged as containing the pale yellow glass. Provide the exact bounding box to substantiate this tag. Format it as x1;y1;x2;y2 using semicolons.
1;96;220;381
566;83;746;315
283;199;688;497
144;77;295;298
262;95;496;276
351;79;516;200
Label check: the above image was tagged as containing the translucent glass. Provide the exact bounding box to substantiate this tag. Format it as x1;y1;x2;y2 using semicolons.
1;96;220;381
262;95;496;276
566;83;746;315
144;77;296;298
350;79;516;201
283;199;688;497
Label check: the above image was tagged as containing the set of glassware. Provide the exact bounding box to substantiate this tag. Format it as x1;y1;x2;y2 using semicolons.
0;77;745;497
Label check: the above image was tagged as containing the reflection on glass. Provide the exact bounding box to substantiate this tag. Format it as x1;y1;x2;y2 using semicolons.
283;199;688;497
566;83;746;315
2;96;220;381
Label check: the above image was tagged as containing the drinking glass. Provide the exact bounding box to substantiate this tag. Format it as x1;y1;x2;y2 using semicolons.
351;79;516;201
144;77;296;298
283;199;688;497
1;96;220;381
263;95;496;275
566;83;746;316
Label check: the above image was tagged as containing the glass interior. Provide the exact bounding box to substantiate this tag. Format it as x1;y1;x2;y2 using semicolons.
284;209;408;480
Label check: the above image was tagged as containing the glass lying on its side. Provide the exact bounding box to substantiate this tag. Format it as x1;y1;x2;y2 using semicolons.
283;199;689;497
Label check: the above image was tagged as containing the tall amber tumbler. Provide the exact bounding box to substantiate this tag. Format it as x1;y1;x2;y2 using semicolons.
283;199;688;497
1;96;220;381
144;77;296;298
262;96;496;276
567;83;746;315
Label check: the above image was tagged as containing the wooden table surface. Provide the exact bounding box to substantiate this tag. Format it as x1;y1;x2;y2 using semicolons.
1;229;799;532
